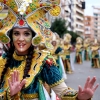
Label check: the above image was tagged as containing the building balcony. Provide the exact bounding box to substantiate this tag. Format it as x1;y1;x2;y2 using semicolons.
75;28;84;32
76;0;82;7
76;8;84;15
85;31;91;34
76;15;84;20
76;21;84;26
64;6;71;13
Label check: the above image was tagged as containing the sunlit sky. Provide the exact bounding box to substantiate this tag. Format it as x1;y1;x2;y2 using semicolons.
85;0;100;16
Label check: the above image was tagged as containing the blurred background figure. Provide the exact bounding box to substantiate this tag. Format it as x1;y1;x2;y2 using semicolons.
83;38;91;61
0;42;4;56
90;38;100;68
75;37;83;64
61;33;74;74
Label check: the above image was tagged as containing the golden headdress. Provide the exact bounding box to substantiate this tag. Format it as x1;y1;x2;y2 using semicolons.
63;33;72;43
76;37;83;44
92;38;98;45
84;38;90;43
0;0;61;47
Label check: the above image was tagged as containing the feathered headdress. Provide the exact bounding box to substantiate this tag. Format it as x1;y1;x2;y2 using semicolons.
0;0;61;47
63;33;72;43
76;37;83;44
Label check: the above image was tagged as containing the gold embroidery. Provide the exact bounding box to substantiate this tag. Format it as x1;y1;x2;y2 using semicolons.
4;60;26;89
0;57;6;77
13;51;27;61
23;93;38;99
4;51;47;89
50;79;64;87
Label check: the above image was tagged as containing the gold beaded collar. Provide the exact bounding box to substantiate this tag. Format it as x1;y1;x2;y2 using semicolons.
13;51;27;61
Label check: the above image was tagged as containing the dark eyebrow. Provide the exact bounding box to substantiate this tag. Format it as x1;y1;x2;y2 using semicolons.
24;29;32;32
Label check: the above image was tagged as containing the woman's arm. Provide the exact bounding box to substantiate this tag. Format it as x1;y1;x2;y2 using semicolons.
41;61;99;100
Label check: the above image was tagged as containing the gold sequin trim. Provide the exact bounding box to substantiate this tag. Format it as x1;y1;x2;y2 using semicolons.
50;79;64;88
61;93;77;100
23;93;38;99
13;51;27;61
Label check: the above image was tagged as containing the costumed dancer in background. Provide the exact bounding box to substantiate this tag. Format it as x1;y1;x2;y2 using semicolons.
50;33;67;80
83;38;91;61
90;39;100;68
61;34;74;74
0;0;99;100
75;37;83;64
0;42;4;56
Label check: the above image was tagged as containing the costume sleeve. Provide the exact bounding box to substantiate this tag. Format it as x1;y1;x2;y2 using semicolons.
41;63;79;99
41;64;63;86
40;56;91;100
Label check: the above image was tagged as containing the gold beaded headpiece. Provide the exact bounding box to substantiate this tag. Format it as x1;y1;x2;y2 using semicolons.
0;0;61;47
76;37;83;44
63;33;72;43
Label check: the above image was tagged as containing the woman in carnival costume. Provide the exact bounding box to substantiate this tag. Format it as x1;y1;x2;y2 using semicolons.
0;0;99;100
61;34;74;74
83;38;91;61
90;39;100;68
75;37;83;64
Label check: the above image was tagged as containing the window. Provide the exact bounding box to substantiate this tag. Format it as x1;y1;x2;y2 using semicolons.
94;13;98;16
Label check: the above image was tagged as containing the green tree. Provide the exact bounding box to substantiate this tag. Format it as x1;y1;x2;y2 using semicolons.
50;18;80;44
50;18;67;38
67;31;80;44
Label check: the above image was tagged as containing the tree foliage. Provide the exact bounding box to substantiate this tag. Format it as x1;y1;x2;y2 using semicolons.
67;31;80;44
50;18;67;38
50;18;80;44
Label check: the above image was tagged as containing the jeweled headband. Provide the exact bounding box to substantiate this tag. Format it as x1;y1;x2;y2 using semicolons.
0;0;61;48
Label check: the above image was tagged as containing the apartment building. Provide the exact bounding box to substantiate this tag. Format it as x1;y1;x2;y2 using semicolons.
71;0;85;37
61;0;85;37
60;0;72;30
92;7;100;41
84;16;94;40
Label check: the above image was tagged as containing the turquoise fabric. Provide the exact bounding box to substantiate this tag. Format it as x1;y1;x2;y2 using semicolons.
38;81;46;100
51;46;64;79
2;53;22;68
0;89;4;92
55;47;63;54
66;55;70;59
74;50;83;63
2;53;7;59
21;64;62;94
56;57;63;77
40;64;62;85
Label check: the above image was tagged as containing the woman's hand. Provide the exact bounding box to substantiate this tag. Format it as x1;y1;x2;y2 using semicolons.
8;70;26;96
77;76;99;100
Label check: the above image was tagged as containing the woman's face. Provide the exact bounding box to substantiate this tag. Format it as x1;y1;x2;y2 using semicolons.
12;28;32;55
51;41;56;46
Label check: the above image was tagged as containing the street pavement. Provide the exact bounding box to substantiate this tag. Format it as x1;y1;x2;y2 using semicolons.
64;52;100;100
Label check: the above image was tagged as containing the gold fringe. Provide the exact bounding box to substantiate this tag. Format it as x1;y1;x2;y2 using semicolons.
50;79;64;87
23;93;38;99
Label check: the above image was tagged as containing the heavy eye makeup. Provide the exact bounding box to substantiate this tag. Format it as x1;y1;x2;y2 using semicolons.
13;31;20;36
12;31;32;37
24;32;32;37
